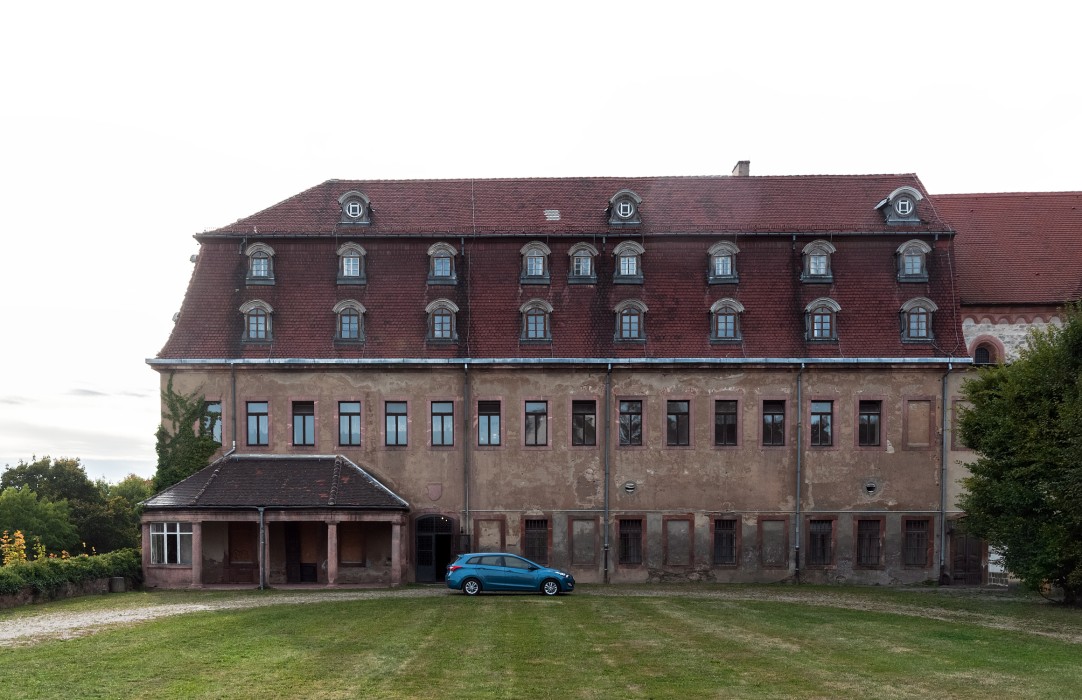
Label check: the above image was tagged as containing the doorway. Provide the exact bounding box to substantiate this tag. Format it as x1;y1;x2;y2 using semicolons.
951;530;983;585
415;515;455;583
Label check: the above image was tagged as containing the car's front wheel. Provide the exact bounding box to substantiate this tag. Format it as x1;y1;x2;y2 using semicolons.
462;578;482;596
541;579;560;596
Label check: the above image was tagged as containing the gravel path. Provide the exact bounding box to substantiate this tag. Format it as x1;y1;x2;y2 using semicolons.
2;586;1079;648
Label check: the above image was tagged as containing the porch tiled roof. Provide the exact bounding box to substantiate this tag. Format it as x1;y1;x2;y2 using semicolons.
143;455;409;510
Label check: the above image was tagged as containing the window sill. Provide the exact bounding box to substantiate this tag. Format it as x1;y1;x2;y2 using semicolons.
567;275;598;285
245;277;275;286
710;337;742;344
242;338;273;344
901;336;935;343
613;275;644;285
708;274;740;284
800;274;833;284
426;338;459;345
334;338;366;345
614;337;646;344
427;276;458;285
337;276;367;285
897;275;929;283
806;338;838;343
519;274;550;285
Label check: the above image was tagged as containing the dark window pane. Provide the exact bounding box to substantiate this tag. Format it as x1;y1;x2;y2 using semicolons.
667;400;689;446
857;520;881;566
858;400;881;446
807;519;833;565
810;400;833;447
339;401;361;446
478;400;501;446
714;400;737;446
619;519;643;565
619;400;642;446
713;519;737;565
572;400;596;446
762;400;785;446
525;401;548;446
292;401;315;446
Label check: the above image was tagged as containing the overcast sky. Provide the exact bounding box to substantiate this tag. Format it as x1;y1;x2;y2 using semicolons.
1;2;1078;483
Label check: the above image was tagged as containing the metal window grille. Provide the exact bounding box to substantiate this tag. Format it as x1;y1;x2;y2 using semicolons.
857;520;881;566
619;519;643;565
524;519;548;564
807;519;833;566
713;519;737;565
904;520;930;566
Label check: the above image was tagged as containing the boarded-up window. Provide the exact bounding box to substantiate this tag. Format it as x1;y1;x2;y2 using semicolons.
665;519;691;566
476;519;504;552
228;522;257;564
905;399;932;448
571;519;597;566
339;522;365;565
760;519;787;568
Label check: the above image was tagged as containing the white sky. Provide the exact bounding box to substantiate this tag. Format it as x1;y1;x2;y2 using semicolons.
1;2;1079;483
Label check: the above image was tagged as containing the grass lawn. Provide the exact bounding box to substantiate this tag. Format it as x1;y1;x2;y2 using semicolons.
2;585;1080;699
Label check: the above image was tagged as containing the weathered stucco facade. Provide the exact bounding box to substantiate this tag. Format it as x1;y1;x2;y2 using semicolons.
145;171;986;588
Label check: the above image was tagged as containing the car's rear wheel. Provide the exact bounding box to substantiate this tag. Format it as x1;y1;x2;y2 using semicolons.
541;579;560;596
462;578;482;596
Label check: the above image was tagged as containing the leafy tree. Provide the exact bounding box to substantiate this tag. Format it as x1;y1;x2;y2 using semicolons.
958;303;1082;605
1;456;107;551
153;375;221;492
0;487;79;554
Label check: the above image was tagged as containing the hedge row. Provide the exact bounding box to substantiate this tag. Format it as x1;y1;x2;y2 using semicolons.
0;549;141;595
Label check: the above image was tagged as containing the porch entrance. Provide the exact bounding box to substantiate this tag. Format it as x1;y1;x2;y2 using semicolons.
951;530;983;585
415;515;455;583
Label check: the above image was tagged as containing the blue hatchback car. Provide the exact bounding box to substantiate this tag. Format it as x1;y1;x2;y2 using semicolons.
446;553;575;596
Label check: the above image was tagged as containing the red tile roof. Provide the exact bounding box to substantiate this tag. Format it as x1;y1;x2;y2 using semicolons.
935;192;1082;305
157;175;966;361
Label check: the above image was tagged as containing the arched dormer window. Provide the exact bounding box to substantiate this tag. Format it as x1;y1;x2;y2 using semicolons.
900;297;937;341
876;186;923;225
240;299;273;341
338;190;372;225
896;240;931;282
710;298;744;341
245;243;275;285
805;297;840;341
801;240;836;283
568;242;598;283
427;242;458;284
333;299;366;342
520;242;551;284
708;241;740;283
608;189;643;227
337;243;367;285
614;299;648;342
426;298;459;341
520;299;553;342
613;240;645;284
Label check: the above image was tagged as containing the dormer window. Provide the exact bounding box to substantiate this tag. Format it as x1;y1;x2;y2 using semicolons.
801;240;836;283
613;240;645;284
568;242;598;283
333;300;366;342
520;299;553;342
896;240;931;282
708;242;740;283
900;298;937;342
240;300;273;342
426;299;459;341
520;242;551;284
337;243;367;285
710;299;744;341
245;243;275;285
608;189;643;227
805;298;840;341
338;190;372;225
427;242;458;284
877;186;923;226
614;299;648;342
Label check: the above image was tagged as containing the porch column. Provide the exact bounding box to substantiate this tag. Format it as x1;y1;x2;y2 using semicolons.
326;522;339;585
190;521;203;588
391;520;402;586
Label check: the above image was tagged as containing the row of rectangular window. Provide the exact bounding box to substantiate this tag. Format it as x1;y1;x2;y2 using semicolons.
218;398;886;449
149;517;932;568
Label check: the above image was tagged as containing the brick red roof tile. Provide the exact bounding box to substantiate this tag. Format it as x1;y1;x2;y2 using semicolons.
935;192;1082;306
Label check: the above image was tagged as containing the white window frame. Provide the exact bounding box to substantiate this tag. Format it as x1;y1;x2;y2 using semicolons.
150;522;193;565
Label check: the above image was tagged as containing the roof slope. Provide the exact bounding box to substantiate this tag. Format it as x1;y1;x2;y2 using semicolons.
143;455;409;509
936;192;1082;305
205;174;949;236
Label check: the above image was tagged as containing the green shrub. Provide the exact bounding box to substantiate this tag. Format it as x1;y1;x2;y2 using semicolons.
0;548;141;595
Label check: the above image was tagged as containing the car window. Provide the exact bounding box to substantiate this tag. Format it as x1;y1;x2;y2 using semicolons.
480;555;503;566
504;557;531;570
467;556;483;565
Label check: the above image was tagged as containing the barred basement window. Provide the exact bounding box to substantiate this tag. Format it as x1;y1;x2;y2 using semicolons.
619;518;643;565
524;519;549;565
856;519;881;567
903;519;931;567
807;519;833;566
713;519;738;566
150;522;192;565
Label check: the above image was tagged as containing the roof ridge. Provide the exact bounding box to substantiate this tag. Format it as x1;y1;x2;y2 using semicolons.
329;456;342;506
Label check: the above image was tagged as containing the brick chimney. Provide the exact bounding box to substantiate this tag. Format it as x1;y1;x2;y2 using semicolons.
731;160;750;177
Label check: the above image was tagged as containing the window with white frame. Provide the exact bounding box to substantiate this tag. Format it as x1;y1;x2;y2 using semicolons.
900;297;937;341
337;190;372;225
333;300;366;341
710;298;744;341
520;299;553;341
708;241;740;283
805;297;840;341
613;240;645;283
245;243;275;285
240;300;273;341
614;299;647;341
426;299;459;341
150;522;192;565
337;243;367;284
608;189;643;226
427;242;458;284
801;240;836;282
520;241;551;283
568;242;598;283
896;240;931;281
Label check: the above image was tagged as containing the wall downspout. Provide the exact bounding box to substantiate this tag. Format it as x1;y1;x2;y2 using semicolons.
230;361;238;451
795;362;804;583
603;363;612;584
939;361;954;582
463;364;471;549
258;506;266;590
